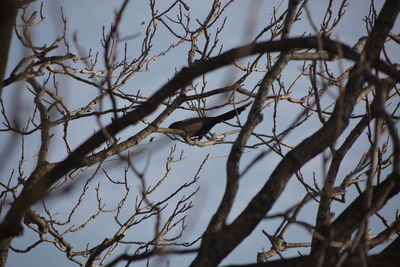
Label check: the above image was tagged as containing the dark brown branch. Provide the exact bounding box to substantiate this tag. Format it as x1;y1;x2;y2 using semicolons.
189;1;400;266
1;33;399;256
0;0;19;94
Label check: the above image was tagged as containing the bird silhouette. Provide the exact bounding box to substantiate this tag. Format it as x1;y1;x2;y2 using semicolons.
169;102;251;139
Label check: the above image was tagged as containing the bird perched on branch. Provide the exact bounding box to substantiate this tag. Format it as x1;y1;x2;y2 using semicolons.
169;102;251;140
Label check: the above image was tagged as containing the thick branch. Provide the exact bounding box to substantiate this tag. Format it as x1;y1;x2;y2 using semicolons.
0;0;18;94
188;1;400;265
0;34;399;258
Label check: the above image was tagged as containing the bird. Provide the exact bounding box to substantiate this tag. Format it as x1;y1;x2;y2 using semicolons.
169;102;251;140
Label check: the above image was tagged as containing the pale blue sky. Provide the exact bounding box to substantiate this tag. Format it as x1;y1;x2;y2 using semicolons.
3;1;399;267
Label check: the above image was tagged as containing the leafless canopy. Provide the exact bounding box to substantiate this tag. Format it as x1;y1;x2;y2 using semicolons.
0;0;399;267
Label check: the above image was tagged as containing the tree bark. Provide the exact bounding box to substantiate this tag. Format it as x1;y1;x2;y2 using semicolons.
0;0;18;94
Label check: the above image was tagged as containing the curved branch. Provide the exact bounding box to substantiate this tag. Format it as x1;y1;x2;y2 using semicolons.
1;34;399;244
188;0;400;266
0;0;18;94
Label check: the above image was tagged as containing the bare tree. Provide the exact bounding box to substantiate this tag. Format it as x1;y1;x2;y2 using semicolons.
0;0;399;267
